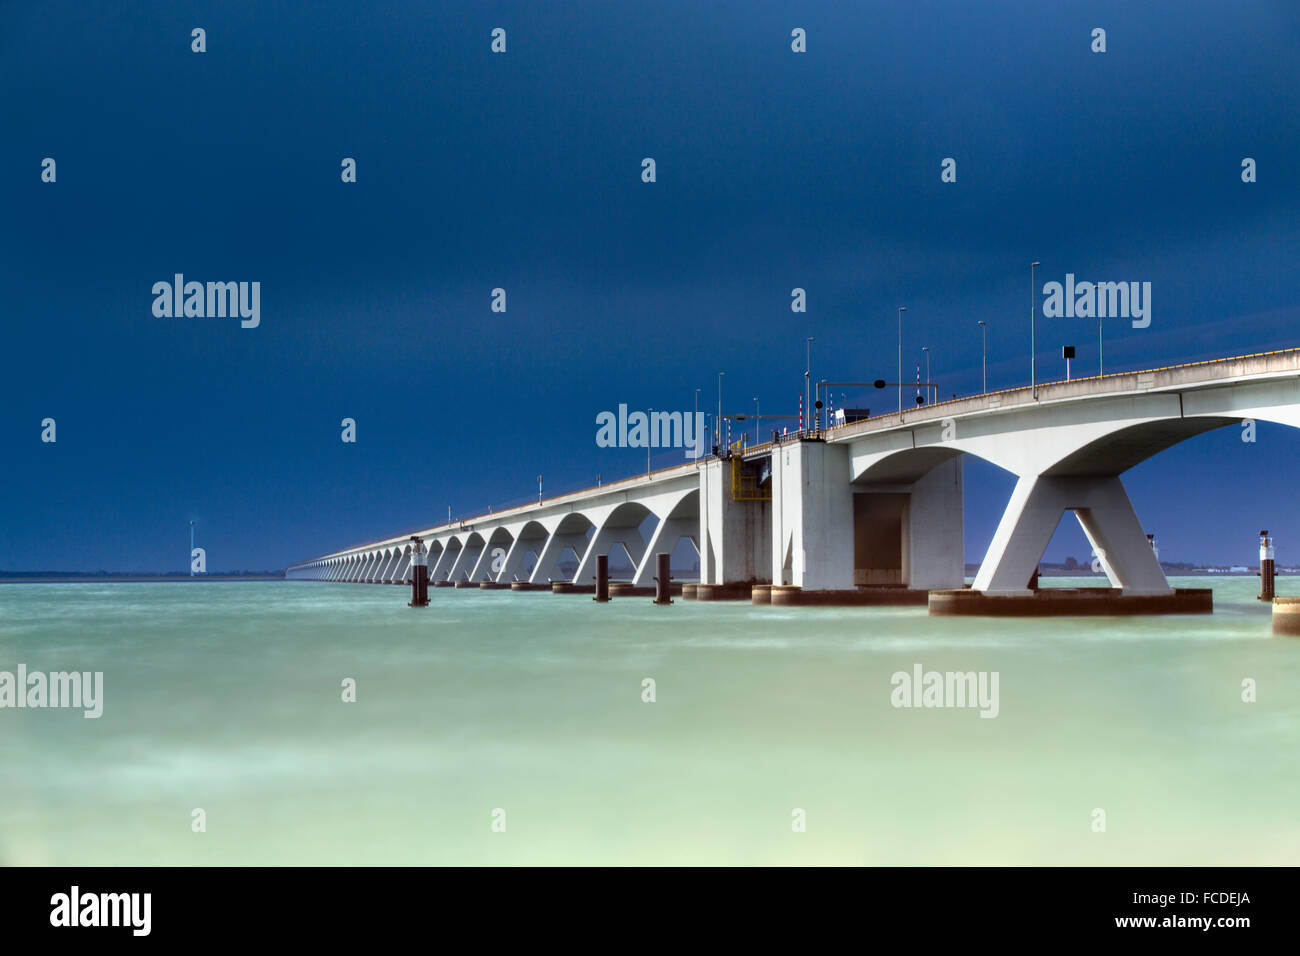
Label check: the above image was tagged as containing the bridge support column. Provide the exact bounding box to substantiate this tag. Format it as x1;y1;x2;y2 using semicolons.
430;544;457;582
973;474;1171;595
469;541;506;582
632;518;696;586
391;549;412;584
531;532;589;584
448;542;483;583
700;458;771;586
902;457;965;590
771;441;853;589
576;524;647;583
497;534;538;582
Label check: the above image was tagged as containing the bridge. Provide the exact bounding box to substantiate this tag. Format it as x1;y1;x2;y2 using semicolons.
286;349;1300;606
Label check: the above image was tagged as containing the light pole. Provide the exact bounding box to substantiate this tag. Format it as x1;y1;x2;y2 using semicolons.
1099;314;1104;376
977;320;987;393
189;520;195;576
922;347;931;405
897;307;907;414
537;474;543;503
753;397;760;444
717;372;725;449
804;337;813;433
694;387;700;428
1030;261;1040;398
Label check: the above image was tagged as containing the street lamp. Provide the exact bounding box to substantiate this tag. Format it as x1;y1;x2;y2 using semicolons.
977;320;987;393
805;337;813;434
753;397;760;444
717;372;725;448
921;347;931;405
1030;261;1041;398
1098;314;1104;377
189;520;195;577
537;474;543;503
897;307;907;414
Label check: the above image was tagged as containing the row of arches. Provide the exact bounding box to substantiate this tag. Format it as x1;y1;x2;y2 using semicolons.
288;487;703;586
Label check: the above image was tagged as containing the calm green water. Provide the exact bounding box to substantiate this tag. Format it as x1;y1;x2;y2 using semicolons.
1;578;1298;866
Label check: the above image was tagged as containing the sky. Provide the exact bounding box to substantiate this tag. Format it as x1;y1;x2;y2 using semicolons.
3;0;1300;572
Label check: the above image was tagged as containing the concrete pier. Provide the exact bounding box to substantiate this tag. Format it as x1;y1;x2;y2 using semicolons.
1272;597;1300;635
769;585;929;607
693;582;752;601
552;582;596;594
929;587;1212;616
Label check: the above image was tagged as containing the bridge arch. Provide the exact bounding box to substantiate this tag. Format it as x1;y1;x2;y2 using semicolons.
530;513;595;584
577;501;655;582
447;531;486;582
471;526;515;581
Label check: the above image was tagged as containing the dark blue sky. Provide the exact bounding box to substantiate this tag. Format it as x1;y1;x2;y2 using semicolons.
4;0;1300;572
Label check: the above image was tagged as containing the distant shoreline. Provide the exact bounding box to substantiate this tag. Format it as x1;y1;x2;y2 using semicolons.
0;574;285;584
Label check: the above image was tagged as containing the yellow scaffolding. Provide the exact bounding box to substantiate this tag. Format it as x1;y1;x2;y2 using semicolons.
731;450;771;501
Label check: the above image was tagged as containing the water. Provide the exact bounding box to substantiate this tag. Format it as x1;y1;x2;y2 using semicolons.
1;577;1298;865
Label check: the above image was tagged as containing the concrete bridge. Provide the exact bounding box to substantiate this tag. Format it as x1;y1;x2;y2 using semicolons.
287;349;1300;601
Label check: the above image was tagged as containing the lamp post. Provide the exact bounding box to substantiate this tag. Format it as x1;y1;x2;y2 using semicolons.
1099;314;1104;376
717;372;725;448
977;320;987;393
1030;261;1040;398
922;347;931;405
897;307;907;414
189;520;195;576
537;474;543;503
753;397;760;444
804;338;813;434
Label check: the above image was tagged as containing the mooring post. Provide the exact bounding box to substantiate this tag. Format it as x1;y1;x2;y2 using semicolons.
653;552;672;605
594;554;610;603
408;536;429;607
1260;530;1276;602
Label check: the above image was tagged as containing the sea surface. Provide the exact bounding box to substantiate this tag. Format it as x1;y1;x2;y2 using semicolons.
1;577;1297;866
